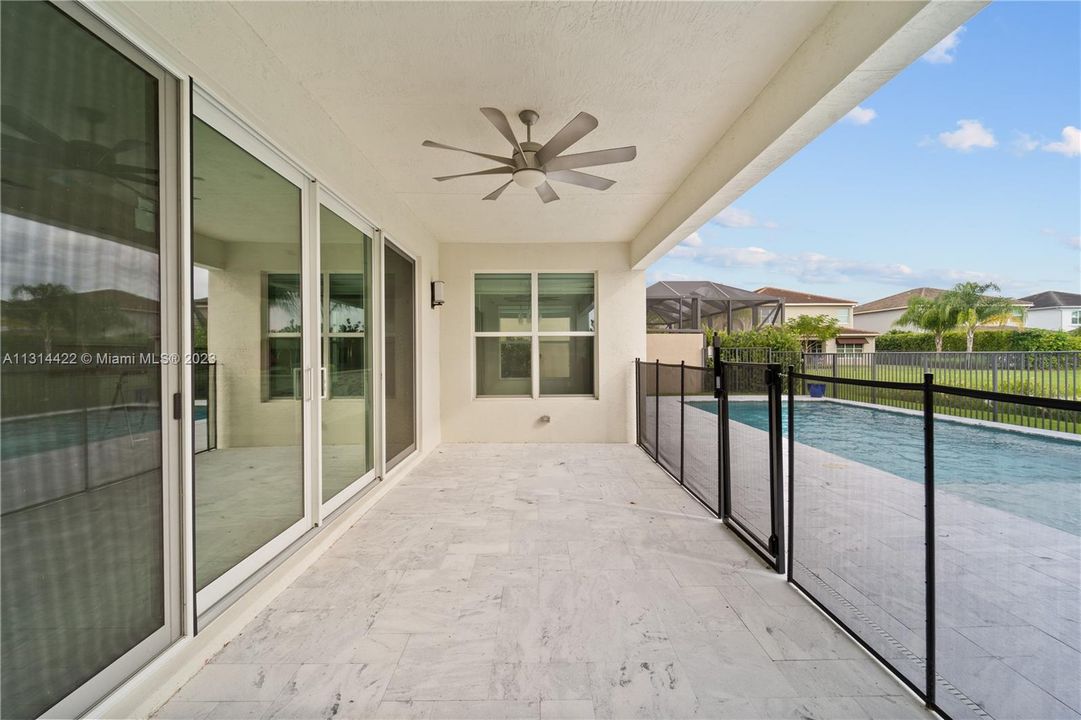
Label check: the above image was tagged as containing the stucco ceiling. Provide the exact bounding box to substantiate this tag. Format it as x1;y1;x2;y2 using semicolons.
225;1;836;245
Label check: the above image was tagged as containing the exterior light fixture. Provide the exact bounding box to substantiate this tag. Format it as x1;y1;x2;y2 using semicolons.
431;280;445;308
512;168;546;188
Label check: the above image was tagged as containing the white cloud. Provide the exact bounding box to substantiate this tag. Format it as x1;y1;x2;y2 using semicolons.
646;269;691;285
666;242;995;287
1043;228;1081;249
1012;132;1040;155
843;105;877;125
938;119;997;152
923;27;965;64
711;207;778;229
681;232;703;247
1042;126;1081;157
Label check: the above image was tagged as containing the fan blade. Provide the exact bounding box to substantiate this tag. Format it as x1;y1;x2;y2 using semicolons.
112;163;157;175
535;112;598;166
434;167;512;182
114;172;159;186
543;146;636;172
483;180;513;201
113;138;150;154
1;105;63;144
422;140;514;167
547;169;615;191
479;107;523;155
535;182;559;204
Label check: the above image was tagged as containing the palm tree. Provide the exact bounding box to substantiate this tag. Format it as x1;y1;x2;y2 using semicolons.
5;283;77;353
897;295;957;352
943;282;1019;352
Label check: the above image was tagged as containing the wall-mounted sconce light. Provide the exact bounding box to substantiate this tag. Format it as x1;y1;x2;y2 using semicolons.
431;280;445;308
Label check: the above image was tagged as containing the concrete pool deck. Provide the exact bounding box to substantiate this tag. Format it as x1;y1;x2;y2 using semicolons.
647;395;1080;720
153;443;933;720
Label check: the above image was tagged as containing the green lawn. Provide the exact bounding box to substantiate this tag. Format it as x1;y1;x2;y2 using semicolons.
799;363;1080;434
801;362;1080;400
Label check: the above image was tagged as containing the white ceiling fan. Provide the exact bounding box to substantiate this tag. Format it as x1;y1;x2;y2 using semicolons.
423;107;636;203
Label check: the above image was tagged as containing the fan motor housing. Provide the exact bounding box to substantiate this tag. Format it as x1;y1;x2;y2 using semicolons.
514;141;542;170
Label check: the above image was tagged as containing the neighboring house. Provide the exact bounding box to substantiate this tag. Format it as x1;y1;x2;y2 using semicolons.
853;287;1032;334
1018;290;1081;331
756;286;878;353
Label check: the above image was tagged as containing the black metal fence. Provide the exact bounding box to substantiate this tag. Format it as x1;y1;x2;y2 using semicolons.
633;358;785;571
635;356;1081;719
193;361;217;454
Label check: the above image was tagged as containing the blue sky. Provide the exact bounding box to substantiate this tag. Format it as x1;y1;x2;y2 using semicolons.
648;1;1081;304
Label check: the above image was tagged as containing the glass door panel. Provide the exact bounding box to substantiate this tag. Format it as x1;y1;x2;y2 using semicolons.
1;2;172;717
191;110;306;601
319;205;374;506
383;241;416;469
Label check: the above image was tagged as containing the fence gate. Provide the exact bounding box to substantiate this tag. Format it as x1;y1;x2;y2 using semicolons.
713;348;786;572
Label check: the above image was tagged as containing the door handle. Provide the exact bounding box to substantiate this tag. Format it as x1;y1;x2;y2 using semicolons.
320;366;329;400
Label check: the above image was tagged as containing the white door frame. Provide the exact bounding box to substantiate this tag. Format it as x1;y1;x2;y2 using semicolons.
314;186;382;520
190;86;315;614
36;3;181;717
381;235;421;472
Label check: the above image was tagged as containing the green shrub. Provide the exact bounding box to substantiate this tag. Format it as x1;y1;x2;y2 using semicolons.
877;328;1079;352
712;325;801;353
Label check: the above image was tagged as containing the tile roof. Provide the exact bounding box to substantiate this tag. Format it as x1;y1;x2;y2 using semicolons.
1019;290;1081;309
754;286;855;304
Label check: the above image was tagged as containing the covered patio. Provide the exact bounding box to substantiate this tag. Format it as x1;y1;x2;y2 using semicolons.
152;444;927;720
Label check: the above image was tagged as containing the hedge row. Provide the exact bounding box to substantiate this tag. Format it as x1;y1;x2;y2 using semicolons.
876;328;1081;352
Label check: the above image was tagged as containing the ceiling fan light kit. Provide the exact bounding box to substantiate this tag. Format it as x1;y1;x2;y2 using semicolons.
423;107;636;203
513;167;545;188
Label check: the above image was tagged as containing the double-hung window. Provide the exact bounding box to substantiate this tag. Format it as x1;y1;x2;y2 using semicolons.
265;272;368;399
266;274;303;399
474;272;596;398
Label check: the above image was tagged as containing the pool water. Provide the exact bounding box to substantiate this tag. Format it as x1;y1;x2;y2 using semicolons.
2;406;173;460
690;400;1081;536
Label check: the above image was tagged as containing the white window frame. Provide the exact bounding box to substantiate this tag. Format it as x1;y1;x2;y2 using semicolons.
472;271;597;399
1071;309;1081;326
323;273;368;399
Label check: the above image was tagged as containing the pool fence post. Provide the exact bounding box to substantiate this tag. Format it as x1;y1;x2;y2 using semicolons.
713;339;723;517
787;364;795;582
923;372;937;710
768;363;785;574
679;360;685;486
635;359;641;447
654;360;660;464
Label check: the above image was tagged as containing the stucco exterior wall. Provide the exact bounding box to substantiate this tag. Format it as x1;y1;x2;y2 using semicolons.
107;1;442;454
784;303;854;324
440;243;644;443
1026;307;1080;331
646;333;706;367
853;308;905;334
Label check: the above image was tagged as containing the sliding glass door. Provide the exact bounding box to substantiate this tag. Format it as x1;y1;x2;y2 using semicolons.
190;94;310;610
383;240;417;470
318;197;377;512
0;2;178;717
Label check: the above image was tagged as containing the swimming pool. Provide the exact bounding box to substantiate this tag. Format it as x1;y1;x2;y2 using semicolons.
2;406;170;460
690;399;1081;536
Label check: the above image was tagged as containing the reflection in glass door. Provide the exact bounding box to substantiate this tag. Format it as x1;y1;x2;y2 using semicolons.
190;98;308;608
384;240;416;470
0;2;177;717
318;202;375;510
